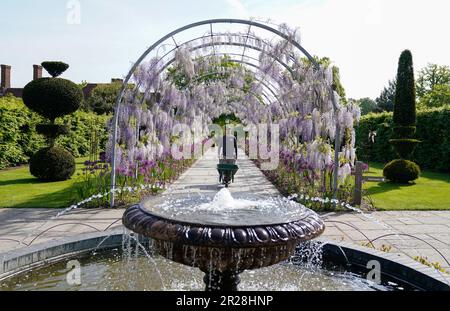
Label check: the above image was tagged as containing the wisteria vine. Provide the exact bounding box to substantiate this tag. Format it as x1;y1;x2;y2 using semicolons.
107;22;361;203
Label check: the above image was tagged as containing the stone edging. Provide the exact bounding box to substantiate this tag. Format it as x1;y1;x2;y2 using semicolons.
0;229;123;281
318;238;450;291
1;232;448;291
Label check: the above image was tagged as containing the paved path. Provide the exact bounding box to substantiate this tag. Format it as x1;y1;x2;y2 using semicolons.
1;148;449;272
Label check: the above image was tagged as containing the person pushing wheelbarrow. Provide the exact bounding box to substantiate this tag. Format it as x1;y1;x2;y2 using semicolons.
217;127;239;187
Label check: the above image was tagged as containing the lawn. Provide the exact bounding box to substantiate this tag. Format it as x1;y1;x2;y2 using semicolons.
1;159;449;210
0;158;88;208
364;162;450;211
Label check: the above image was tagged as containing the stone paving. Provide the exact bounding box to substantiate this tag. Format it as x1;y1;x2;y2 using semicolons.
0;148;449;272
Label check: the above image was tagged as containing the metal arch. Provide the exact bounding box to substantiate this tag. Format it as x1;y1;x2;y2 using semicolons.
152;42;291;101
148;32;294;72
154;39;296;79
159;41;295;83
111;19;335;207
186;71;276;106
159;54;282;103
148;36;298;89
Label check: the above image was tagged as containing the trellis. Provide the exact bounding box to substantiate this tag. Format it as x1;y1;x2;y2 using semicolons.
109;19;358;207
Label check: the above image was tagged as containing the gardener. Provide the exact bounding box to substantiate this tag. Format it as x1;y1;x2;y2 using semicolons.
217;126;238;162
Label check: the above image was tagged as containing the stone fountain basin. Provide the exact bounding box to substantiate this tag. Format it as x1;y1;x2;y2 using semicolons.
122;204;325;273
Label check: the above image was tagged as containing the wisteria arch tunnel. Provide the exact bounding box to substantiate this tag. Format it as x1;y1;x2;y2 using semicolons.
110;18;349;207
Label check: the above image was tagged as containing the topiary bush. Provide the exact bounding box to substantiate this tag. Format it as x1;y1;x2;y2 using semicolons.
41;61;70;78
384;50;420;182
36;124;69;140
389;139;420;158
30;147;75;181
22;78;83;122
383;159;420;183
22;61;83;181
393;50;416;128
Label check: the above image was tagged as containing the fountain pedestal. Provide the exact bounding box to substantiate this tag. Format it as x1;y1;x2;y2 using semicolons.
204;270;241;291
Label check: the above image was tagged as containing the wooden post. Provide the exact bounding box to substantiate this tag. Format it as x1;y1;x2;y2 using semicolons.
354;161;364;206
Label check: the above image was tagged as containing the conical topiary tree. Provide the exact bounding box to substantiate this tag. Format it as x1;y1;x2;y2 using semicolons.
383;50;421;183
22;61;83;181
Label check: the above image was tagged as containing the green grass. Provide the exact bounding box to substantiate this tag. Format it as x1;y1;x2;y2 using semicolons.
364;162;450;210
1;159;449;210
0;158;88;208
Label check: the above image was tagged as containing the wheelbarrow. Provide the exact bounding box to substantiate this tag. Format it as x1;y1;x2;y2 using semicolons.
217;162;239;188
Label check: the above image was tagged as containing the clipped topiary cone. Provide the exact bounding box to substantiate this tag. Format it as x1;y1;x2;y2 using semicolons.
384;50;421;183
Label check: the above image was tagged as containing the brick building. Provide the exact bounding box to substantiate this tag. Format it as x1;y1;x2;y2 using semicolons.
0;64;124;100
0;65;161;104
0;64;44;98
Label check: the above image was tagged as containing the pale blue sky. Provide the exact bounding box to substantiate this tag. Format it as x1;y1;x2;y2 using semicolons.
1;0;449;99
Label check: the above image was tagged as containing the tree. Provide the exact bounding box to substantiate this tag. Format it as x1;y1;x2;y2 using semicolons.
419;84;450;108
384;50;420;183
85;82;122;114
354;97;378;115
375;79;396;112
416;63;450;99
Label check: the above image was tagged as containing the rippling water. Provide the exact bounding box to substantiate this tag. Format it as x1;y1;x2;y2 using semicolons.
0;249;396;291
145;188;314;226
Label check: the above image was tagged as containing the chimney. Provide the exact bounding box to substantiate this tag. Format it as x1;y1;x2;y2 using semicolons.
1;64;11;89
33;64;43;80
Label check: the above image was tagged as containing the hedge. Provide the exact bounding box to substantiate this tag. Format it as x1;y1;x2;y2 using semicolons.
0;96;111;169
355;105;450;172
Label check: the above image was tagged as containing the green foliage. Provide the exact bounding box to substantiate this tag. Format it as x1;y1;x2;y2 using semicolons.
167;55;254;91
41;61;69;78
393;50;416;126
72;161;111;208
23;78;83;122
389;139;420;158
84;82;122;114
383;159;420;183
375;79;396;112
57;110;110;158
212;113;242;129
0;97;110;168
355;106;450;172
416;63;450;99
418;84;450;108
36;124;69;140
30;147;76;181
0;97;45;168
355;97;378;115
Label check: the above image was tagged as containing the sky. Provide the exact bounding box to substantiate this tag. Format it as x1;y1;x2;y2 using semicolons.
1;0;449;99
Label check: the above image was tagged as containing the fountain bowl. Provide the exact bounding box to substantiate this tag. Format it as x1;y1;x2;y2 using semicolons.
122;202;325;290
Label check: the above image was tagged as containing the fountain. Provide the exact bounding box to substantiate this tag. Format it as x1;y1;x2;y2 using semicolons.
122;189;325;291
